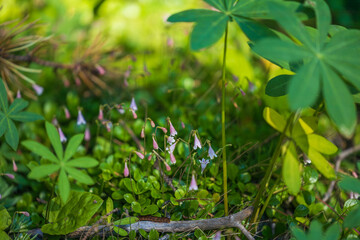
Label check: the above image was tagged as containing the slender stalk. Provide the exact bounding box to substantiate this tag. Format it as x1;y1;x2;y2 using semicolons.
45;175;58;223
221;23;229;216
251;113;294;225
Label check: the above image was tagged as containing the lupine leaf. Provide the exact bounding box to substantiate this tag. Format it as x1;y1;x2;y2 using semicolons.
265;75;292;97
65;157;98;168
323;223;341;240
65;167;94;185
58;168;70;203
204;0;226;12
7;98;28;115
234;17;278;42
0;80;8;112
190;14;228;50
308;221;323;239
5;119;19;150
321;63;356;137
167;9;224;23
9;112;43;122
0;113;6;137
22;140;59;163
64;134;84;162
45;122;63;160
288;60;321;109
313;0;331;48
283;142;301;195
28;164;60;180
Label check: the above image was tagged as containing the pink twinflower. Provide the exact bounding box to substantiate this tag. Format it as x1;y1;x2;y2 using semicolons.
84;127;91;141
150;119;155;128
152;136;159;150
4;173;15;179
164;162;171;171
124;162;129;177
189;174;198;191
158;127;167;134
214;231;221;240
96;65;106;75
58;127;67;143
199;158;210;174
32;84;43;96
12;159;18;172
19;211;30;217
208;145;217;159
141;128;145;138
16;90;21;98
134;151;144;159
169;120;177;137
77;110;86;125
131;109;137;119
63;107;71;119
130;97;138;111
170;153;176;164
193;134;202;150
98;107;104;120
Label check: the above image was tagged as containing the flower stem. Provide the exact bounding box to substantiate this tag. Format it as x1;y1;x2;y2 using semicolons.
222;23;229;216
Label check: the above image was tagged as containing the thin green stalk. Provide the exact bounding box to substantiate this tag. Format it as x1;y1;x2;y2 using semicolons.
251;113;294;225
45;175;58;223
221;23;229;216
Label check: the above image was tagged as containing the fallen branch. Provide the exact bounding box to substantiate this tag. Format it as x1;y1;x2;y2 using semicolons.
28;207;254;239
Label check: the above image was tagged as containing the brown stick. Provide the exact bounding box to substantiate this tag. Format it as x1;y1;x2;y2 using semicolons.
27;207;253;239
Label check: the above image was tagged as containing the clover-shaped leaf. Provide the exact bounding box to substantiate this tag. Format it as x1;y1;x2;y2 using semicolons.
0;79;43;150
253;0;360;136
22;122;98;203
167;0;302;50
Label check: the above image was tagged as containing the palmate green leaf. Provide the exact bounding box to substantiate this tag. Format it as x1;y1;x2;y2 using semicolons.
9;112;43;122
308;221;323;240
7;98;28;115
204;0;226;12
252;38;311;62
45;122;63;160
282;142;301;195
28;164;60;180
267;2;314;49
321;63;356;137
64;134;84;162
167;9;224;23
288;59;321;109
291;226;307;240
65;167;94;185
190;14;228;50
234;17;277;42
0;113;6;137
5;118;19;150
0;79;8;112
313;0;331;48
65;157;98;168
344;206;360;229
323;223;341;240
22;140;59;163
58;168;70;203
42;191;103;235
265;75;292;97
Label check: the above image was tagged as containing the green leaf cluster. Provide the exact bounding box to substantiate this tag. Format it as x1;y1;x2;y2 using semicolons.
22;122;98;203
291;221;341;240
41;191;103;235
254;0;360;136
0;79;43;150
0;208;11;240
167;0;301;50
338;176;360;229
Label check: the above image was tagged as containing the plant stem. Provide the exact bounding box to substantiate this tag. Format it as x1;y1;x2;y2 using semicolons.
222;23;229;216
251;113;294;225
45;175;58;223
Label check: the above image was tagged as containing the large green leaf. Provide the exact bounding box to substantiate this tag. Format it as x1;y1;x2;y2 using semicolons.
204;0;226;12
322;64;356;137
190;14;228;50
234;17;277;42
22;140;59;163
0;80;8;112
0;113;6;137
338;176;360;194
42;191;103;235
65;167;94;185
288;60;320;109
58;168;70;203
45;122;63;160
282;142;301;195
28;164;60;180
64;134;84;162
167;9;224;22
344;206;360;229
0;208;11;230
313;0;331;48
5;118;19;150
265;75;292;97
7;98;28;115
9;112;43;122
323;223;341;240
306;134;337;155
65;157;98;168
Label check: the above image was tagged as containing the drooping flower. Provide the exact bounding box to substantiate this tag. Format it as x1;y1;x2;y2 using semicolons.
118;105;125;114
170;153;176;164
96;64;106;75
77;110;86;125
147;154;152;161
181;121;185;129
167;37;174;48
167;136;175;144
85;126;91;141
164;162;171;171
199;158;210;174
0;194;2;200
189;174;198;191
169;120;177;136
64;107;71;119
158;127;167;134
232;74;239;82
213;231;221;240
208;145;217;159
130;97;138;111
166;142;176;154
4;173;15;179
141;128;145;138
124;162;129;177
152;136;159;150
105;121;113;132
16;90;21;98
150;119;155;128
240;88;246;96
98;107;104;120
32;84;43;95
58;127;67;143
247;79;255;93
12;159;17;172
75;77;81;86
131;109;137;119
52;117;58;126
193;134;202;150
134;151;144;159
